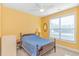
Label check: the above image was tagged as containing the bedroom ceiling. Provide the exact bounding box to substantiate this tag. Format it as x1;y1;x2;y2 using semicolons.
3;3;79;17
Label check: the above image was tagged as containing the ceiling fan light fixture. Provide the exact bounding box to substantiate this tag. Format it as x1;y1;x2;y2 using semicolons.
40;9;44;12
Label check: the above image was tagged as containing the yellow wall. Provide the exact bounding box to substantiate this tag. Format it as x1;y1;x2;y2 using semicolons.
0;4;2;54
41;17;49;39
2;6;40;40
41;6;79;50
76;6;79;50
0;5;1;36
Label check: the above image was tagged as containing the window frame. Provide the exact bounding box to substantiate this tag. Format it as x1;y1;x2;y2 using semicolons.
49;17;60;39
49;13;76;43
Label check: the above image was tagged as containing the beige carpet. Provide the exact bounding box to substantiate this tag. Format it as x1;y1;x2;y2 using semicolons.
17;46;79;56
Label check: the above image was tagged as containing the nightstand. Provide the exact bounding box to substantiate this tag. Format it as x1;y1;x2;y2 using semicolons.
17;40;21;49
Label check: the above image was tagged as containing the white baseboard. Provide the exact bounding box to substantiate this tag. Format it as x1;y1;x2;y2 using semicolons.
56;44;79;53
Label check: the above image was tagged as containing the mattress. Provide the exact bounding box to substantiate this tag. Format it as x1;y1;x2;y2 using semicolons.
22;34;52;56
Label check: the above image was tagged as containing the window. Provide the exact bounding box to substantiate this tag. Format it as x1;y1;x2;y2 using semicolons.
49;18;60;39
61;15;75;41
49;14;75;42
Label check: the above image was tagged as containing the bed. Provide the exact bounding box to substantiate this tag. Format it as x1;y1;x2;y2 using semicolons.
20;33;56;56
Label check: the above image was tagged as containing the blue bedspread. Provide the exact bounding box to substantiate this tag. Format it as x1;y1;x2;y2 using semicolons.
22;34;52;56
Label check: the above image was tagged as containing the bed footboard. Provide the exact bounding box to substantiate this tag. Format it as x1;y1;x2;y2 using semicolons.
38;38;56;56
38;42;54;55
